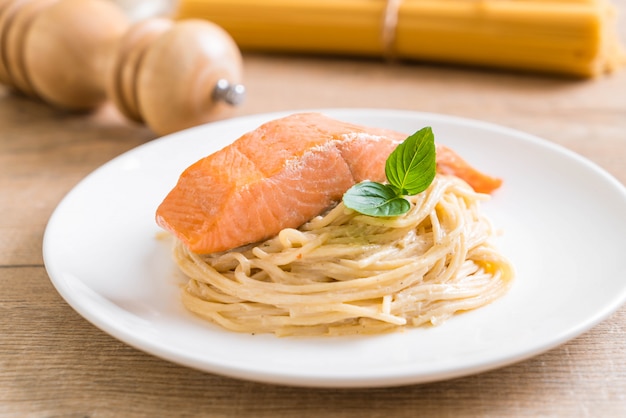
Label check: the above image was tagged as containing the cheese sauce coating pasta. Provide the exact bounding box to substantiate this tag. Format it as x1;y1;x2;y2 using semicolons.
174;175;513;337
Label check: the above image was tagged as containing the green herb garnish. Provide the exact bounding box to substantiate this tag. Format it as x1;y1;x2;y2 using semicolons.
343;126;436;217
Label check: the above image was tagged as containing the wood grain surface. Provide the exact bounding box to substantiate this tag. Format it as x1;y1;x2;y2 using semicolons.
2;6;626;416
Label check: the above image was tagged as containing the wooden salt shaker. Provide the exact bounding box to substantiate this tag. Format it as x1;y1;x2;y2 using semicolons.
0;0;245;135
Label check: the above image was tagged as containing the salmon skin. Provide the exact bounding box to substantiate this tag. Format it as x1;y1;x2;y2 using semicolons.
156;113;501;254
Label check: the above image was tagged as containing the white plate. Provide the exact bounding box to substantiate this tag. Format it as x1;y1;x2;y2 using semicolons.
43;109;626;388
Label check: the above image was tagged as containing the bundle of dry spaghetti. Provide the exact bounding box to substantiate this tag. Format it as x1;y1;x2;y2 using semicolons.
175;0;626;77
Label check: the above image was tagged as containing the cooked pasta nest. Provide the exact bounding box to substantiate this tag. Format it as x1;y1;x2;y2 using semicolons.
174;175;514;337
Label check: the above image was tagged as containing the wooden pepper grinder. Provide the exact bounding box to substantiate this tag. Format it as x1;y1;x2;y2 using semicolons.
0;0;245;135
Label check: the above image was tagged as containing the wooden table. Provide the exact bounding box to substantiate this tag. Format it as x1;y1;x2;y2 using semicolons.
2;13;626;417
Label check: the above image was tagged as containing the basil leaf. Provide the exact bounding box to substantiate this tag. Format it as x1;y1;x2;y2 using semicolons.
343;181;411;217
385;126;436;195
342;126;437;218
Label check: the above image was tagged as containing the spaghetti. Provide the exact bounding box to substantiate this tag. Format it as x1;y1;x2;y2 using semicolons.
173;174;513;337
